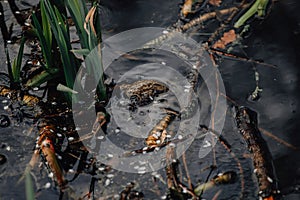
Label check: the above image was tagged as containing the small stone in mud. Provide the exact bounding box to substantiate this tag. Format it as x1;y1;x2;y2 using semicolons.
0;114;10;128
0;154;7;165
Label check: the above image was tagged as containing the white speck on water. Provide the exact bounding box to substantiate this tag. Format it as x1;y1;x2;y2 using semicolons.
203;140;211;148
152;134;159;139
105;179;110;186
267;176;273;183
98;167;105;171
161;61;166;65
142;147;148;151
139;161;147;165
107;153;114;158
48;172;54;178
97;135;104;140
107;174;114;178
138;170;146;174
44;182;51;189
119;100;127;105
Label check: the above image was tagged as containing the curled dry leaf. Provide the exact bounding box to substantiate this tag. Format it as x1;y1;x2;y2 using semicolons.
209;0;222;7
212;29;237;49
182;0;193;17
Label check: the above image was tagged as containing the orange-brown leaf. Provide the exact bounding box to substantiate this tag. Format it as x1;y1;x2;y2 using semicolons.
212;29;237;49
209;0;222;7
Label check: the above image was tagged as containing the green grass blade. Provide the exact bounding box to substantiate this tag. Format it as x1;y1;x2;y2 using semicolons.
65;0;88;48
32;13;52;69
40;0;52;50
25;69;59;87
71;48;90;56
5;47;13;83
25;171;35;200
43;0;77;89
12;37;26;83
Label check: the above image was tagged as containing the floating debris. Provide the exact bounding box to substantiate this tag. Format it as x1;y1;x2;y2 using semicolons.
235;106;280;199
194;171;237;196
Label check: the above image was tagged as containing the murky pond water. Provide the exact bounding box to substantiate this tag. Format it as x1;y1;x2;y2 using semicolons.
0;0;300;200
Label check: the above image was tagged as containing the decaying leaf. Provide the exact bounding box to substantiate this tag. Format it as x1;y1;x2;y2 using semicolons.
212;29;237;49
209;0;222;7
182;0;193;17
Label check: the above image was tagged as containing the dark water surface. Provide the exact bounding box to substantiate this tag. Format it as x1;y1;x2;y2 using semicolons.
0;0;300;199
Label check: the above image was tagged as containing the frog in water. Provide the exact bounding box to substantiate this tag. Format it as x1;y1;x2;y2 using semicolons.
119;79;168;110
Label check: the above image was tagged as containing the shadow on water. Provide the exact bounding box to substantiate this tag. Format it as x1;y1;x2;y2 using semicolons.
0;0;299;199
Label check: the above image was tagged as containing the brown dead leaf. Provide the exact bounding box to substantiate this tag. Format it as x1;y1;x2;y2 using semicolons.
182;0;193;17
212;29;237;49
209;0;222;7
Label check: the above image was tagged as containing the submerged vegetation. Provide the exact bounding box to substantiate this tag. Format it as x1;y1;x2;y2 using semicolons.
0;0;298;199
